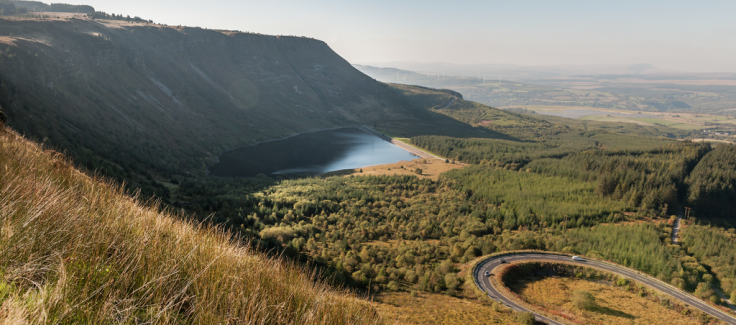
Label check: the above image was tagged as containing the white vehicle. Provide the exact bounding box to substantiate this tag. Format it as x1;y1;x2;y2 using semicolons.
572;256;583;261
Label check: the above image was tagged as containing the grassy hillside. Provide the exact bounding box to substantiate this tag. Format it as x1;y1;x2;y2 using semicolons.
0;126;380;324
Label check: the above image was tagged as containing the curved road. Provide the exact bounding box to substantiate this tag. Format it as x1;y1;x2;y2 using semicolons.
474;252;736;325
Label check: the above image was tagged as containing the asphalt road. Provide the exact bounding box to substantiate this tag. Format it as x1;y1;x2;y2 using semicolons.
474;252;736;325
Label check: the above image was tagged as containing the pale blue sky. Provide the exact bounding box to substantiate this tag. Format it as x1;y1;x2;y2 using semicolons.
68;1;736;72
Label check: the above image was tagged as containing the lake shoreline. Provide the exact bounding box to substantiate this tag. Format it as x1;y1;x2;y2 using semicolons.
207;126;421;178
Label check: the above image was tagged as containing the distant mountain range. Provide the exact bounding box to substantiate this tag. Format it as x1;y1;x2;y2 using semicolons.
353;61;714;79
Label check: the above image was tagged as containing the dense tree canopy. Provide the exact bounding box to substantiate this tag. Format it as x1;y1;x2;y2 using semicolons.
687;144;736;222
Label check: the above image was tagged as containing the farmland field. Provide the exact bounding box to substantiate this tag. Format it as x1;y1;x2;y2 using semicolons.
505;105;736;135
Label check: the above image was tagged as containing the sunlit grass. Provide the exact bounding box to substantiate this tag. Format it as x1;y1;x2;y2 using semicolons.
0;128;380;324
373;292;519;325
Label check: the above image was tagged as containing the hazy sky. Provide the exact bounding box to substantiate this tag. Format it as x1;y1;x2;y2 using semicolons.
69;0;736;72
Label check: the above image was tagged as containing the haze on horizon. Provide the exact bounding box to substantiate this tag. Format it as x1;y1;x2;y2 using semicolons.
64;0;735;73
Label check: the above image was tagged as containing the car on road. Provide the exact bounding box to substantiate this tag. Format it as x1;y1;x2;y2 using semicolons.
572;256;583;261
500;259;506;264
484;271;491;277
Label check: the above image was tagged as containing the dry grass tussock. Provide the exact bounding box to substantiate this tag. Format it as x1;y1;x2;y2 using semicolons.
372;292;519;325
0;128;380;324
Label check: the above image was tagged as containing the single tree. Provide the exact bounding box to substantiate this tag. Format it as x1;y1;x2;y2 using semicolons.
572;290;595;310
516;311;535;325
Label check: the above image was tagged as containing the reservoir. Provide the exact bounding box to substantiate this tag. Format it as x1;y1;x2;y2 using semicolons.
208;127;419;177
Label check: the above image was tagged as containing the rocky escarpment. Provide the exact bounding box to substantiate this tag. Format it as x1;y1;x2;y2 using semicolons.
0;17;429;178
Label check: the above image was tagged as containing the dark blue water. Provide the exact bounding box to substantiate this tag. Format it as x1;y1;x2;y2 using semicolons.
208;127;419;177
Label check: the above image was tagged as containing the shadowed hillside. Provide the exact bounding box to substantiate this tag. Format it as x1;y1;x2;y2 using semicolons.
0;17;479;185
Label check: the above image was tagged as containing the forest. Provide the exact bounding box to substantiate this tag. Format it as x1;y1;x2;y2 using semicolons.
165;85;736;306
686;144;736;222
176;171;727;306
681;225;736;300
174;138;727;301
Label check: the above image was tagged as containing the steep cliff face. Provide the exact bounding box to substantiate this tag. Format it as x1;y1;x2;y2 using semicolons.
0;18;426;177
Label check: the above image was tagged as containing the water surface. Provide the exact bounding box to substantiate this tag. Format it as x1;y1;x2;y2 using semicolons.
208;127;418;177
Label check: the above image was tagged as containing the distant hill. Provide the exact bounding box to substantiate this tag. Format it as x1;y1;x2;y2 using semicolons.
10;1;94;13
629;63;656;74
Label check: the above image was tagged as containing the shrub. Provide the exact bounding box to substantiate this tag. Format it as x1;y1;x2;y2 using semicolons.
444;273;459;294
616;276;628;286
516;311;535;325
405;270;417;283
387;281;399;291
710;294;721;304
572;290;596;310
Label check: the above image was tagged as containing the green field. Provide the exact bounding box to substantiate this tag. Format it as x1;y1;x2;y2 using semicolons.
628;117;681;126
668;123;708;130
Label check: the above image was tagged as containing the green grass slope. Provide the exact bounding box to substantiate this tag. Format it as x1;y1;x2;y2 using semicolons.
0;126;381;324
